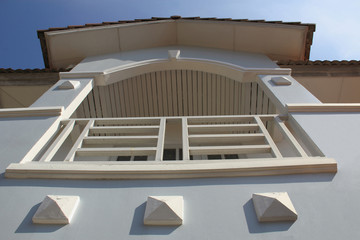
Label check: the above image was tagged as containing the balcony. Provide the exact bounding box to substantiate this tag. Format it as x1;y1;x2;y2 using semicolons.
6;114;337;179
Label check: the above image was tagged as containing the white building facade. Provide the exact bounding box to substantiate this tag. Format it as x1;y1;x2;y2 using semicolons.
0;17;359;239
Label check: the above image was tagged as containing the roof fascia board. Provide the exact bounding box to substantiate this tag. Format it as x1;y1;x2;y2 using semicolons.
44;19;308;37
44;20;176;36
177;19;309;31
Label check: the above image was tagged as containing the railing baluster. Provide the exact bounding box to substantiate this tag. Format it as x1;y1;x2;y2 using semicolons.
254;116;283;158
39;120;75;162
274;116;308;157
182;118;190;161
40;115;312;163
64;119;95;162
155;118;166;161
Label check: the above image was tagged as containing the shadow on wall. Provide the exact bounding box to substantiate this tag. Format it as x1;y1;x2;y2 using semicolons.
243;199;294;233
129;202;180;235
15;203;65;233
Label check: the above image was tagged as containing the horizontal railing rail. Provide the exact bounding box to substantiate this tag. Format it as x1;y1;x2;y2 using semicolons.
6;114;338;179
32;115;317;162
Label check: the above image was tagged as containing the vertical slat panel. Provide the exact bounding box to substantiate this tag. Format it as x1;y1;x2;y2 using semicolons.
92;87;103;118
146;73;154;116
82;97;91;118
243;83;251;115
211;73;216;115
262;93;269;114
161;71;168;116
150;72;159;116
166;70;173;116
105;86;113;118
123;79;132;117
177;70;183;116
192;70;198;116
225;77;230;115
109;84;117;118
220;76;226;115
234;81;240;115
76;100;85;118
131;76;140;117
229;79;235;115
87;91;96;118
197;71;203;115
118;82;126;117
171;70;178;116
256;83;264;114
156;72;164;116
240;81;245;115
250;82;258;115
268;100;276;114
113;82;121;117
136;75;144;117
98;86;109;118
202;72;207;115
182;70;188;116
141;74;149;117
216;74;221;115
187;70;193;116
207;73;212;115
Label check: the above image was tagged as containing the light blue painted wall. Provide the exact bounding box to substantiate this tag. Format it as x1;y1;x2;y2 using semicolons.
0;47;357;240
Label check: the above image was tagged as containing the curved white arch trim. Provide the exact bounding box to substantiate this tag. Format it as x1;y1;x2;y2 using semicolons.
60;57;291;86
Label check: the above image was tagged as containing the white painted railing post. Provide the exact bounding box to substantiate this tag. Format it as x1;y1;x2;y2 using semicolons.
155;118;166;161
39;120;75;162
254;116;283;158
274;116;308;157
64;119;95;162
182;118;190;161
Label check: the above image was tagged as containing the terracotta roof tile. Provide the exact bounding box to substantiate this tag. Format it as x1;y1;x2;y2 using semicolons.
38;16;316;34
277;60;360;66
0;68;69;73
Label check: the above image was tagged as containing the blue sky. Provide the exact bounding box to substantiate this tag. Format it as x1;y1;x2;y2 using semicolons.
1;0;359;69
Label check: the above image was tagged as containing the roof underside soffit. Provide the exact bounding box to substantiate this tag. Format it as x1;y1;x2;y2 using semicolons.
42;20;311;69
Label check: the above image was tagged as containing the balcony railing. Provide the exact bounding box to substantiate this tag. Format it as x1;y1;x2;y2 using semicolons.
6;115;337;179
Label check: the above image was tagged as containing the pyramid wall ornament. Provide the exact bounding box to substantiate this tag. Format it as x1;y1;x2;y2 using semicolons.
143;196;184;226
58;80;80;89
271;76;292;86
252;192;297;222
32;195;80;224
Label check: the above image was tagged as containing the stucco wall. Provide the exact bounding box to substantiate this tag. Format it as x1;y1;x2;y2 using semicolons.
0;47;357;240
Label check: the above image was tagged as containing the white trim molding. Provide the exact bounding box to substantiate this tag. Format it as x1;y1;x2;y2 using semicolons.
0;106;63;118
6;157;337;180
60;58;291;86
287;103;360;113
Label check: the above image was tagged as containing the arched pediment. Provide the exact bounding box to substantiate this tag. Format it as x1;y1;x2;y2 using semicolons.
60;46;291;85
